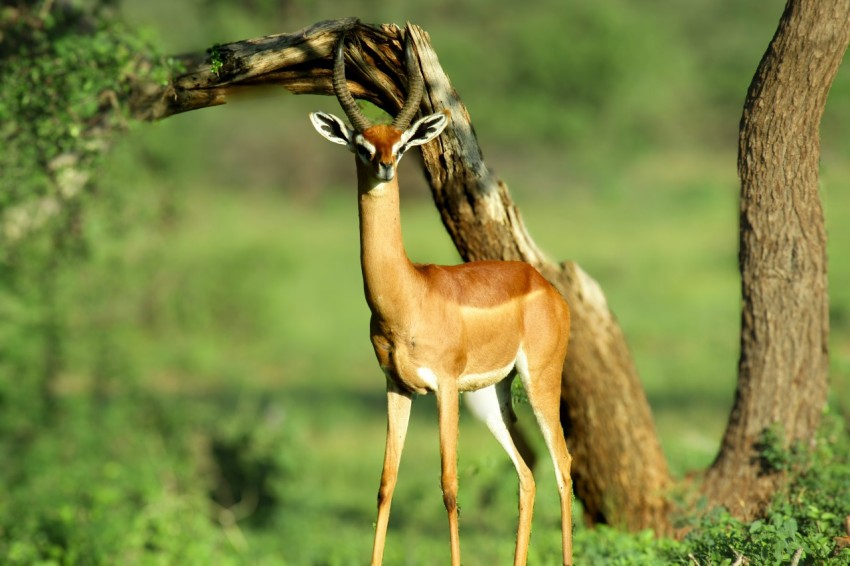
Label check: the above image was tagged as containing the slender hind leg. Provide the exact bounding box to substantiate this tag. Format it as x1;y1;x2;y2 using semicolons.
467;383;538;471
465;379;537;566
436;379;462;566
519;361;574;566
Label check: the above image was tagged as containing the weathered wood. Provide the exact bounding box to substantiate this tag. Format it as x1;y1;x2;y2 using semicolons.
131;17;671;531
132;19;407;121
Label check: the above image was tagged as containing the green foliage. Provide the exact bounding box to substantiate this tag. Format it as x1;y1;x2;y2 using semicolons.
208;397;302;527
676;415;850;565
0;3;168;433
0;388;309;564
756;423;793;473
575;526;679;565
0;4;228;564
208;43;224;76
0;4;164;228
0;397;235;565
565;416;850;564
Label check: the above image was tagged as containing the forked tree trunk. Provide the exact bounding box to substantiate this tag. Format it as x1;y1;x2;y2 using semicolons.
702;0;850;519
131;18;670;531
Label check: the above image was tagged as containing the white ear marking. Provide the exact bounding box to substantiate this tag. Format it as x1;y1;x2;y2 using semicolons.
309;112;354;149
399;112;449;152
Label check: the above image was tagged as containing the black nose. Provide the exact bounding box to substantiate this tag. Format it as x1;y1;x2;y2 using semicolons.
376;163;394;181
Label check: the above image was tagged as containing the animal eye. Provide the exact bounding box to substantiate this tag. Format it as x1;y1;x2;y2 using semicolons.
356;145;372;158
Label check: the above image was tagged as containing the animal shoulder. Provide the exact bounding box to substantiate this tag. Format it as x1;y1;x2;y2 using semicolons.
414;260;547;308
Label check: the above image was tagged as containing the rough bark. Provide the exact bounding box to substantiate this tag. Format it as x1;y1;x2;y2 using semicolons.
130;18;671;531
702;0;850;520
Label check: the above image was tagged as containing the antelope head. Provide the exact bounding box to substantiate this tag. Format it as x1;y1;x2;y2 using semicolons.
310;32;448;183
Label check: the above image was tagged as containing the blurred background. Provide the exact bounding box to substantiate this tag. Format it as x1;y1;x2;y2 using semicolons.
2;0;849;563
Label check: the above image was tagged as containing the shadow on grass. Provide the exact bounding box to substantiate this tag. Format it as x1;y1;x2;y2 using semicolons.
647;386;734;417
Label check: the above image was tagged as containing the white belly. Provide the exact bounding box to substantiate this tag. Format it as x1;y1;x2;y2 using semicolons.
417;347;522;393
457;358;516;392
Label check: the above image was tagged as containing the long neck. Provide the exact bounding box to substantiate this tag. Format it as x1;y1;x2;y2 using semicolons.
356;163;421;317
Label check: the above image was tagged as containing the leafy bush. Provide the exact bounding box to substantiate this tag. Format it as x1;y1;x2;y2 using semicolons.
0;3;165;228
0;390;305;564
207;397;302;528
574;525;678;565
0;396;231;564
567;415;850;564
0;5;242;563
675;414;850;565
0;1;166;431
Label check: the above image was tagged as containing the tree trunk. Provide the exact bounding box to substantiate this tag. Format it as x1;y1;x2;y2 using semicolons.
702;0;850;520
131;18;671;531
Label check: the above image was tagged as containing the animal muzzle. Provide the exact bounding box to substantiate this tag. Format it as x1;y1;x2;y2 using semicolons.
376;163;395;181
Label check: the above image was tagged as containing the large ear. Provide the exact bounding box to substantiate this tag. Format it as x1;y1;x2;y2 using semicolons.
309;112;354;148
398;112;448;154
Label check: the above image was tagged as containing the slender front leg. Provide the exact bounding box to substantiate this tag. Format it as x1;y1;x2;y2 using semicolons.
371;379;413;566
436;380;461;566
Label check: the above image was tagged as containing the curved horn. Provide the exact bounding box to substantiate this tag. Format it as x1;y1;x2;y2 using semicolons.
332;31;372;132
391;32;424;131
